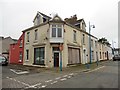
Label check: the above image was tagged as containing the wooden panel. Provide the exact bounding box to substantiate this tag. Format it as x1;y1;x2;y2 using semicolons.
68;48;80;64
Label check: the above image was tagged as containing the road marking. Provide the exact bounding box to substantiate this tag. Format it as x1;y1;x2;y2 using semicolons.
6;77;30;87
41;85;47;88
45;80;53;83
85;66;105;73
63;75;68;77
10;69;29;75
67;76;72;79
69;73;74;76
28;82;41;88
60;78;67;81
55;77;61;80
51;81;58;84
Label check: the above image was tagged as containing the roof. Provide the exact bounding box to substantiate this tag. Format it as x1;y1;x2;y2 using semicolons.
23;14;97;39
33;11;51;22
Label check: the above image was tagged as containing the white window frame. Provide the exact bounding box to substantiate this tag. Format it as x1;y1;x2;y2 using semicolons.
50;24;63;38
73;30;77;42
19;39;23;47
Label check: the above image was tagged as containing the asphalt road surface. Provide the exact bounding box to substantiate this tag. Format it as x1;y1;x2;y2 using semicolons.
47;61;119;88
1;60;119;89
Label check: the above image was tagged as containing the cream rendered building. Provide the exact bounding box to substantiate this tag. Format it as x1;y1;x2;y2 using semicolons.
23;12;112;68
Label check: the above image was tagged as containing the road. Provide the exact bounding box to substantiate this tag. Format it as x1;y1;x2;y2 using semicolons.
1;60;119;89
47;61;119;88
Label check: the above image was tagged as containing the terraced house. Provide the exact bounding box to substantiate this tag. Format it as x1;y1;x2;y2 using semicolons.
23;12;112;68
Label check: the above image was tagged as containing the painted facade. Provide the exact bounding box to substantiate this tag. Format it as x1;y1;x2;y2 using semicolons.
9;33;25;64
22;12;112;68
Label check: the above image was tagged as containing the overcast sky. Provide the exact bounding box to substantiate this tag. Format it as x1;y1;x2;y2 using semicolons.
0;0;119;48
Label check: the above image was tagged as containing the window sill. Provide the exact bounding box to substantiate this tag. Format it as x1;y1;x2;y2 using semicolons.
73;41;77;43
26;42;30;44
25;60;29;62
33;40;38;43
33;63;45;66
19;46;23;48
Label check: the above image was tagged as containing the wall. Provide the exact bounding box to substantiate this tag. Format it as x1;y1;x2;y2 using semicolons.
9;33;24;64
23;24;49;66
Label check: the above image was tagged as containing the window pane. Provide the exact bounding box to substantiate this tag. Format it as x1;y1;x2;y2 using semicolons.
58;28;62;37
34;47;45;65
26;50;29;60
35;30;38;40
19;52;22;60
27;32;30;42
73;31;76;41
52;28;56;37
83;34;85;44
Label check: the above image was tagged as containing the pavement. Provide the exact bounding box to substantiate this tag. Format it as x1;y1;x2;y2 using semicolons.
6;60;107;74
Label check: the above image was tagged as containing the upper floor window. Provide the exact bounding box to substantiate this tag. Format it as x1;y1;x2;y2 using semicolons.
73;30;76;42
91;39;93;47
95;41;97;48
26;49;29;60
83;34;85;44
91;51;94;60
100;52;102;59
20;39;23;47
27;32;30;42
35;29;38;41
51;25;62;38
19;52;22;60
37;15;40;25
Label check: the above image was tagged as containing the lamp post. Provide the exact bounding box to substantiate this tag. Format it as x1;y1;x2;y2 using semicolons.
89;22;95;64
112;40;116;55
59;43;63;71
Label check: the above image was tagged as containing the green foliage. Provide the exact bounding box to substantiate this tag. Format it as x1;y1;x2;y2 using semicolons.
98;37;111;46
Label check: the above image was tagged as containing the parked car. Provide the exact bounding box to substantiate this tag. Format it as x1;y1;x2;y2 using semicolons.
113;54;120;61
0;55;8;66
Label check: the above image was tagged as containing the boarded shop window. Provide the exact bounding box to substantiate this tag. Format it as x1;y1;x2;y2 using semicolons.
68;48;80;64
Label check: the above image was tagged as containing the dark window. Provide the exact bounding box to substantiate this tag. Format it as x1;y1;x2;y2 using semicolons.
27;32;30;42
52;28;56;37
83;34;85;44
35;29;38;40
26;50;29;60
20;40;23;47
95;41;97;48
91;39;93;47
43;18;46;22
75;24;80;28
73;30;76;42
100;52;101;59
34;47;45;65
58;28;62;37
92;51;94;60
19;52;22;60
